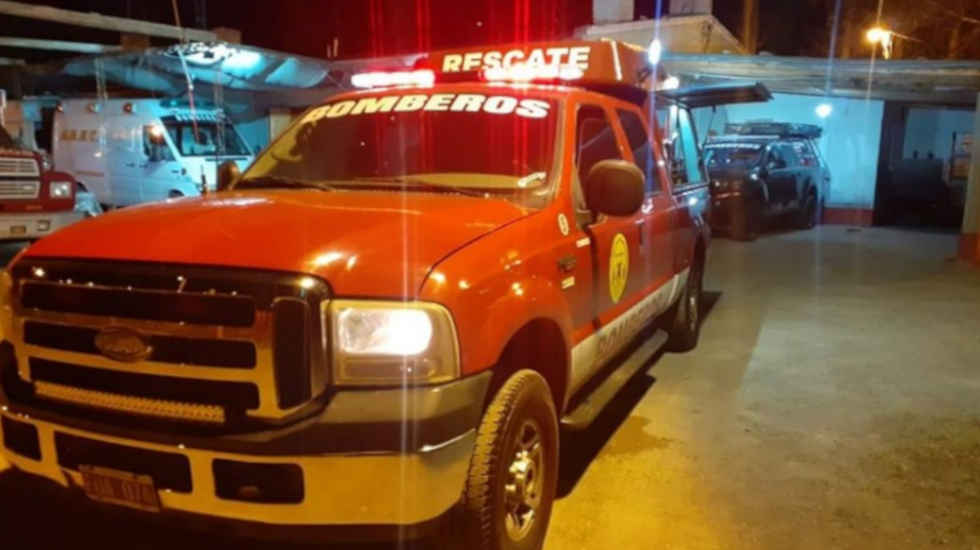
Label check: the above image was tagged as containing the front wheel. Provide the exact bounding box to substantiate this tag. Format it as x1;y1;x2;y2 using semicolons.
462;370;558;550
798;195;818;229
667;257;703;352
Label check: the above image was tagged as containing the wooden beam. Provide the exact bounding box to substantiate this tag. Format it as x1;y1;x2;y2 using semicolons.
0;0;217;42
0;37;123;54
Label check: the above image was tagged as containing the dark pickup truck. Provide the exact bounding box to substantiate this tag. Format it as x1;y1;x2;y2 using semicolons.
705;122;830;241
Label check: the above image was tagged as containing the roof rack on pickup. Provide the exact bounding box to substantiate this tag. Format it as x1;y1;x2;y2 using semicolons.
723;121;823;139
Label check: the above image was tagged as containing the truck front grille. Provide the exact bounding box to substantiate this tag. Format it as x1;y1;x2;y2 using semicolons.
0;158;39;178
6;260;330;431
0;181;40;199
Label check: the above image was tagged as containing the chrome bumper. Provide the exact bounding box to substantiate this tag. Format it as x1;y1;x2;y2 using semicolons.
0;407;476;526
0;211;83;241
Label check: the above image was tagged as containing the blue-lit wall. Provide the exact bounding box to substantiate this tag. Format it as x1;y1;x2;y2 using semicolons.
902;108;975;161
693;93;885;209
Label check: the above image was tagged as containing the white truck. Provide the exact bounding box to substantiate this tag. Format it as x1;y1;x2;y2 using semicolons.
14;98;254;207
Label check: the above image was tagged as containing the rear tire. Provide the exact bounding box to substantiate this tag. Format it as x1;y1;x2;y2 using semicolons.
667;255;703;352
462;370;558;550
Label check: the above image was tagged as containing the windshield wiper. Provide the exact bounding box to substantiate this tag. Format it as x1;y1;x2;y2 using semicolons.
236;176;335;192
350;177;485;198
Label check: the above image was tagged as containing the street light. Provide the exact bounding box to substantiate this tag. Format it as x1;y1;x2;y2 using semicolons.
866;26;894;58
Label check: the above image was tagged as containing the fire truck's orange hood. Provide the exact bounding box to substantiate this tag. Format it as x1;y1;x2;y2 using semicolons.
23;190;531;297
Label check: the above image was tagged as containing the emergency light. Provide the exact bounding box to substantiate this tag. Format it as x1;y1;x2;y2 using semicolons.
351;69;435;89
481;64;584;83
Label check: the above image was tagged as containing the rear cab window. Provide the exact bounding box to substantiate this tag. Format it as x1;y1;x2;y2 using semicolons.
656;104;708;191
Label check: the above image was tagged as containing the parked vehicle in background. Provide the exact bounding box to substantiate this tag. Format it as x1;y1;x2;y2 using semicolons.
704;122;830;240
0;92;86;241
11;97;254;207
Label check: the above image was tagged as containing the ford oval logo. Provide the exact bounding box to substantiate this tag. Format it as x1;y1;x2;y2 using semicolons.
94;327;153;363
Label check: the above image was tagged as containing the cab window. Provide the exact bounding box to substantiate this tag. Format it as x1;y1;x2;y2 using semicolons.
575;105;622;183
142;125;174;162
655;105;706;190
766;146;787;170
616;109;661;194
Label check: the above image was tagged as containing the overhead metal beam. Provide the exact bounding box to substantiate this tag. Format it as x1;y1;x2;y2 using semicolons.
0;37;123;54
0;0;217;42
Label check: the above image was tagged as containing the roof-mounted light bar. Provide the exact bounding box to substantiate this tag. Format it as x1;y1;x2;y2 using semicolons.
482;63;585;83
351;69;435;89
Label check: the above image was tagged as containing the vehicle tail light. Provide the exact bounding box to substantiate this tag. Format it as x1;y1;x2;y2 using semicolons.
350;69;435;89
482;63;584;83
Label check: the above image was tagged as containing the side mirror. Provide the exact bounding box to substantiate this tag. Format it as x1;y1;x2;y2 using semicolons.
584;159;645;217
217;160;241;192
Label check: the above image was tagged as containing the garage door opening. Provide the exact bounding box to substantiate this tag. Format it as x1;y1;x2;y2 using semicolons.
875;103;974;231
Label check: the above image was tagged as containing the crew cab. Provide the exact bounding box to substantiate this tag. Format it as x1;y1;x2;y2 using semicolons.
0;118;85;241
704;121;830;240
2;41;708;549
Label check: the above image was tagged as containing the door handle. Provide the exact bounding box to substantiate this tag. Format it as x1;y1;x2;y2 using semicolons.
557;255;577;273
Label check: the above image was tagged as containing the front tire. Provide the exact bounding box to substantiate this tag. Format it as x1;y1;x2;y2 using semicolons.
798;194;818;229
463;370;558;550
667;256;703;352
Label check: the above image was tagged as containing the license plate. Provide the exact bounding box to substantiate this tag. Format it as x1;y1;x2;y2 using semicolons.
80;465;161;512
9;225;26;235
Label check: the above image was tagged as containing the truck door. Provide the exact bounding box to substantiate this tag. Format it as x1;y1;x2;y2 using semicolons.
763;144;796;208
573;104;647;367
615;107;675;289
115;123;180;205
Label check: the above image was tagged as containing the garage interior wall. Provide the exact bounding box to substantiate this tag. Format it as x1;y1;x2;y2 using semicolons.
902;108;975;161
692;92;885;220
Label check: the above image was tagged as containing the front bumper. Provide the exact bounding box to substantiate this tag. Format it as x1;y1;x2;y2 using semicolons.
0;371;490;535
0;211;83;241
708;191;748;230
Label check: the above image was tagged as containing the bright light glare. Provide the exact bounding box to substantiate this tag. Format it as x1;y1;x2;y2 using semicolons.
49;181;72;198
482;64;584;82
351;69;435;89
815;103;833;118
866;27;891;44
148;125;165;138
661;76;680;90
337;308;433;355
648;39;663;65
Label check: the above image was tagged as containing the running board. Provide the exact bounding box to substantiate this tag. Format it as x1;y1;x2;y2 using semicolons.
560;329;668;431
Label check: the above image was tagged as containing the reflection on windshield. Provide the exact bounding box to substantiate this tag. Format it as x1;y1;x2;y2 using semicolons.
705;144;764;169
244;93;558;208
162;118;251;157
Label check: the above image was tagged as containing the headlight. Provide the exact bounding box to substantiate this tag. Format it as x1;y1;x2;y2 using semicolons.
49;181;73;199
328;300;460;386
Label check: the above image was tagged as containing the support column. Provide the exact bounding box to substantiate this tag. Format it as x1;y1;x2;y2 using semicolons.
959;92;980;265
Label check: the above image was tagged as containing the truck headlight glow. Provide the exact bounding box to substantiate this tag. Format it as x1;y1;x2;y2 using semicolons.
328;300;460;385
49;181;73;199
337;308;432;355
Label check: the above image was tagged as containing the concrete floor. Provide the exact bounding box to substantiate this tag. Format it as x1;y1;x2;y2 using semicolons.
1;226;978;549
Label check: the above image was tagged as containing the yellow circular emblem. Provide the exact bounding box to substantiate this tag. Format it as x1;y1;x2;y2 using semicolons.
609;233;629;303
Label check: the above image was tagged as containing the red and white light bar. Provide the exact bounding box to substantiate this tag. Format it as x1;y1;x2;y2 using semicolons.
481;63;585;83
351;69;435;89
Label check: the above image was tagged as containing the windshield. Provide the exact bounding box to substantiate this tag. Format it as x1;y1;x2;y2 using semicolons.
242;91;559;208
705;142;765;169
162;117;251;157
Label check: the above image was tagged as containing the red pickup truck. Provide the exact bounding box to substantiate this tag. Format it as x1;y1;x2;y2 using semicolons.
1;41;726;548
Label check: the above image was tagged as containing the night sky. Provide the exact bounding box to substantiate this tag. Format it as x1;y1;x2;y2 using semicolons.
1;0;837;63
